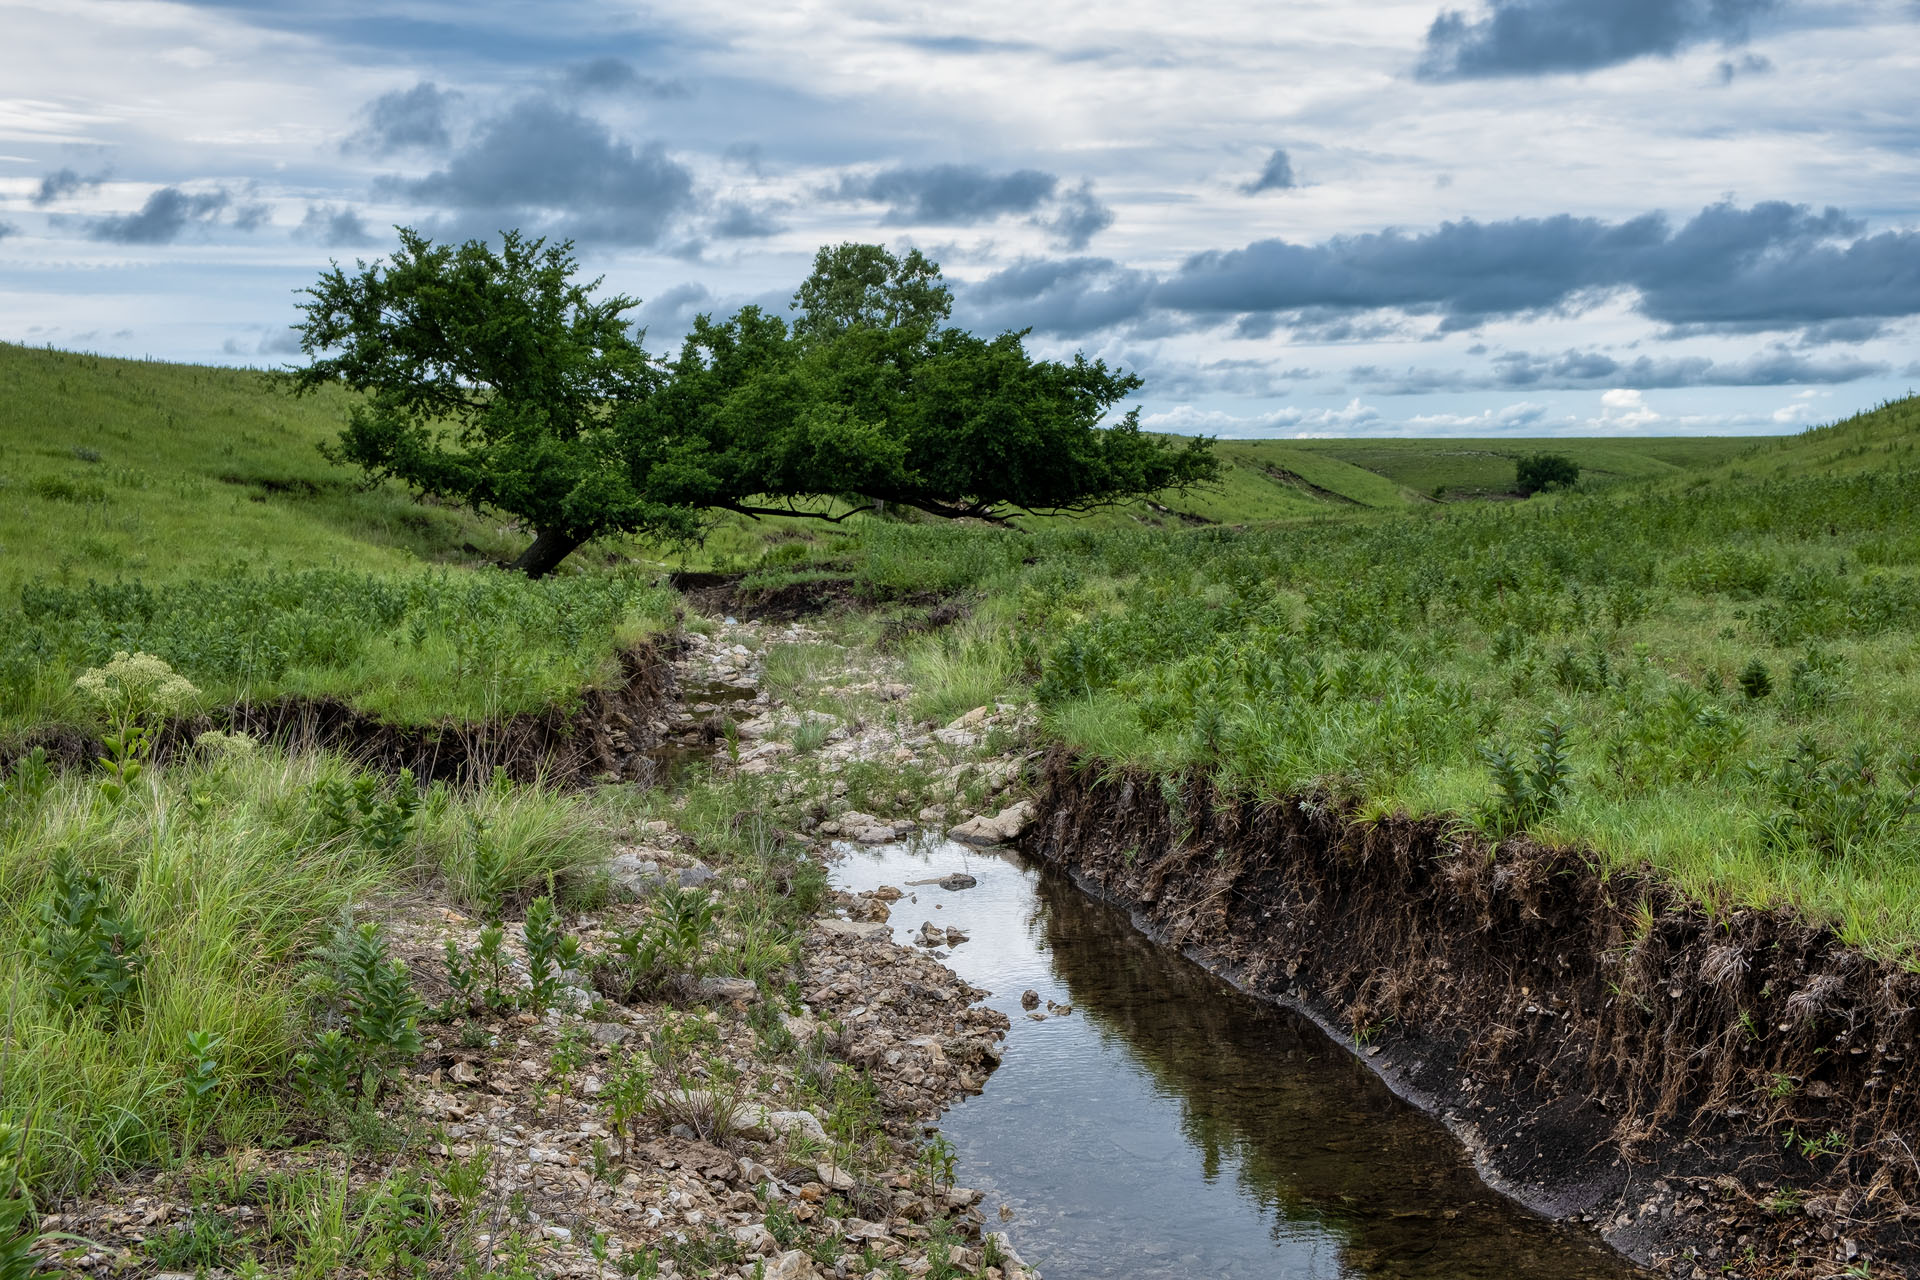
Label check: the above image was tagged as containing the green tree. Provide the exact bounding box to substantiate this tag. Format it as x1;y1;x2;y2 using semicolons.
633;242;1218;524
1515;452;1580;496
290;228;692;576
295;232;1217;574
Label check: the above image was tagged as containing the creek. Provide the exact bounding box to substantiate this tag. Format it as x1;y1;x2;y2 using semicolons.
831;837;1644;1280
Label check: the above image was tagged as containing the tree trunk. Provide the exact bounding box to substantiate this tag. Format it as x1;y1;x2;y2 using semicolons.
510;528;586;577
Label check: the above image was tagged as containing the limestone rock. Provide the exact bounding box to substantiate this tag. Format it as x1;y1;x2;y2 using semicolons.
949;800;1035;846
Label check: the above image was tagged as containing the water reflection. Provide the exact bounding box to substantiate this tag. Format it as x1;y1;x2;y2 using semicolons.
831;840;1642;1280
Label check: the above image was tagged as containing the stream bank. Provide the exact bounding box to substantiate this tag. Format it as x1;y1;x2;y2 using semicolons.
1024;748;1920;1278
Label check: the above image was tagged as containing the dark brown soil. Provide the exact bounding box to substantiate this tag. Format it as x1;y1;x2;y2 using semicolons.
4;637;678;788
667;571;861;622
1025;747;1920;1279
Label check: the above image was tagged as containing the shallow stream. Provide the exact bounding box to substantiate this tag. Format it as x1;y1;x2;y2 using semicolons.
831;838;1643;1280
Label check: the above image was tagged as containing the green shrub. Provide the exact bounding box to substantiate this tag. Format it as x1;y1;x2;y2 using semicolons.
1514;453;1579;495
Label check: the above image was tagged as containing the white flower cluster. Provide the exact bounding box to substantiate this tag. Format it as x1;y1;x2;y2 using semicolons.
73;651;200;720
194;729;258;759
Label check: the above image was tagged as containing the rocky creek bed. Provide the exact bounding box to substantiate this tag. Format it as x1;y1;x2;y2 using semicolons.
35;602;1910;1280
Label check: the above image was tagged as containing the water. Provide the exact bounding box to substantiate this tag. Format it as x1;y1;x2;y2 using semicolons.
831;839;1643;1280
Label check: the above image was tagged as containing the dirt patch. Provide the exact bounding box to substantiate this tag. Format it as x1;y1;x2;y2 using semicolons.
669;571;862;623
1025;747;1920;1279
4;638;679;788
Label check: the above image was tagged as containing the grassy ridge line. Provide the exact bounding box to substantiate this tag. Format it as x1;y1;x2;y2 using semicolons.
1285;434;1756;498
0;343;533;591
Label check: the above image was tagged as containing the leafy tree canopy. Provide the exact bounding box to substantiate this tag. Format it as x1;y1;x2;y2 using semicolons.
294;231;1217;574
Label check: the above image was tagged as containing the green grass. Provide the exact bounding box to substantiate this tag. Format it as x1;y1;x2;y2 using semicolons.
0;344;679;735
0;342;537;589
0;746;611;1194
827;396;1920;958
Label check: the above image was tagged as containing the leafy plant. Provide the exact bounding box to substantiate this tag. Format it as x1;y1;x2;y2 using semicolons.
522;895;582;1015
33;855;146;1015
1478;718;1573;836
298;920;425;1102
605;1050;653;1159
1738;658;1773;699
444;923;515;1015
1760;738;1920;860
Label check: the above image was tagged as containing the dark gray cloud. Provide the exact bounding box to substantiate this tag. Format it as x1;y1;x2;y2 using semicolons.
1149;201;1916;336
952;201;1920;343
350;81;460;154
957;256;1156;338
232;202;272;231
1242;148;1296;193
383;97;696;246
1417;0;1776;80
1358;346;1888;393
299;203;377;247
32;168;108;206
84;187;229;244
709;201;784;238
838;164;1058;224
1037;181;1113;250
0;220;18;240
561;56;690;98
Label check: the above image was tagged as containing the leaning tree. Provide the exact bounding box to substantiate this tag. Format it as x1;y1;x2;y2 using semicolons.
293;231;1217;575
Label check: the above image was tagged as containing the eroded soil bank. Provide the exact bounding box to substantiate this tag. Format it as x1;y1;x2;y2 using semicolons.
1025;749;1920;1279
6;638;680;786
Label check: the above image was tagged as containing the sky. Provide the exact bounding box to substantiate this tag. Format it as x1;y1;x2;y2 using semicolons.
3;0;1918;438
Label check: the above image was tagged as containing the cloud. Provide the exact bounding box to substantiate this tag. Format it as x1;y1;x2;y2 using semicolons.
84;187;229;244
0;220;18;240
383;97;696;246
32;167;107;207
977;200;1920;340
1141;398;1384;438
958;256;1157;338
1036;181;1112;250
561;56;690;98
223;326;305;358
1405;400;1552;430
1715;51;1774;82
837;164;1058;225
1417;0;1776;80
298;203;376;247
350;81;460;154
1359;346;1889;392
1242;148;1296;193
709;201;784;238
633;281;716;345
232;202;272;231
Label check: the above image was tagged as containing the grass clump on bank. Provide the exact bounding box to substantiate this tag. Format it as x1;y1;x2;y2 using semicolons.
0;740;609;1196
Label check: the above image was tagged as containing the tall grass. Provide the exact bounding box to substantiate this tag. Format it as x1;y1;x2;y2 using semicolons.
0;747;609;1193
1;568;678;733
